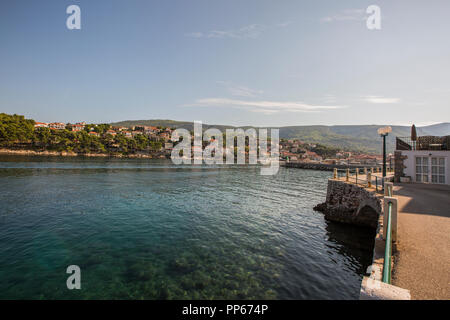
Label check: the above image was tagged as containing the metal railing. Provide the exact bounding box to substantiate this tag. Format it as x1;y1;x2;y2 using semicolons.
396;136;450;151
383;200;393;284
333;167;394;193
333;167;396;284
382;183;395;284
333;168;397;283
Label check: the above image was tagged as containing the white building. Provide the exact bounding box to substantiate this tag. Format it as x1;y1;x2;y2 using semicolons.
34;122;48;128
396;136;449;185
400;150;448;184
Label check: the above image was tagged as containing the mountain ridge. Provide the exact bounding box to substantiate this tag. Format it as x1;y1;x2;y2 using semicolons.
111;120;450;153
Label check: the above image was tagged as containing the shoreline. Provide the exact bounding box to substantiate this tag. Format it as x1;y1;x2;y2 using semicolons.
0;148;167;159
282;161;382;171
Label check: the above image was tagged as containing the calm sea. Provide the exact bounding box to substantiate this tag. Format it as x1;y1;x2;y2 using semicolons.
0;155;374;299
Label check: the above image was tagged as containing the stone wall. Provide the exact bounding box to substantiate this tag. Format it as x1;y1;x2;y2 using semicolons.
314;179;382;228
394;151;407;183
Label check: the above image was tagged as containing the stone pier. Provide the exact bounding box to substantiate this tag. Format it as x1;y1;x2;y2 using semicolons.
313;175;411;300
313;179;382;228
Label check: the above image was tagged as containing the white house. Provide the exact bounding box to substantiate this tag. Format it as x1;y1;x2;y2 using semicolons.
396;135;449;185
400;150;448;184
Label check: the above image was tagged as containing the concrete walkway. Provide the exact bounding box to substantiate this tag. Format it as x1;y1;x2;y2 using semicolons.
392;183;450;300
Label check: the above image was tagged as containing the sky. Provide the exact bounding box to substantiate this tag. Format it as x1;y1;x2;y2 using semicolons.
0;0;449;127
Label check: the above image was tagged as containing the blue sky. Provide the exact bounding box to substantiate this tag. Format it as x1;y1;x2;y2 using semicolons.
1;0;449;127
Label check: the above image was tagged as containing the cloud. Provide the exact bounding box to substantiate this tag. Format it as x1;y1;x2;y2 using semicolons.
363;96;401;104
216;81;263;98
276;21;294;28
321;9;365;23
186;32;204;38
183;98;346;114
186;24;265;39
186;22;292;39
228;86;264;98
323;94;337;103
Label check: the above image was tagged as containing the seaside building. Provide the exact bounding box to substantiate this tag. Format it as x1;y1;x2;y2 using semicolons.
159;132;170;142
145;126;159;133
146;132;158;140
132;131;143;137
302;151;322;162
105;130;117;136
122;131;132;138
48;122;66;130
34;122;49;128
67;123;84;132
395;134;449;185
164;142;173;153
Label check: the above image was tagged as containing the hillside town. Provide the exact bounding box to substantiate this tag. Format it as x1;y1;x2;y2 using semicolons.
32;120;176;158
30;119;386;164
279;139;387;166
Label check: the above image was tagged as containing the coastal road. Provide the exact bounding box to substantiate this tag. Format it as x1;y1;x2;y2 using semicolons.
392;183;450;300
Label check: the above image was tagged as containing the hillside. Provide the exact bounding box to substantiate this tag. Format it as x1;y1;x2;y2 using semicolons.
111;120;450;154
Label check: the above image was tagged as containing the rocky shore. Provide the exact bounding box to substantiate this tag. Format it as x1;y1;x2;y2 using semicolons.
0;148;167;159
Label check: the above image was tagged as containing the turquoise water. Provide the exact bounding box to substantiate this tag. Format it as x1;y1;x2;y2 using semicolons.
0;155;374;299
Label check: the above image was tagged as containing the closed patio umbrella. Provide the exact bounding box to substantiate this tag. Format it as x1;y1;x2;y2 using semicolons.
411;124;417;150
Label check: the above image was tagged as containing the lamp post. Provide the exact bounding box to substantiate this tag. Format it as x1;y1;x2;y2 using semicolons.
388;153;393;171
378;126;392;181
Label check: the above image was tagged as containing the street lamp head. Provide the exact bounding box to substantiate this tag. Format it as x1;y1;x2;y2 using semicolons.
378;126;392;136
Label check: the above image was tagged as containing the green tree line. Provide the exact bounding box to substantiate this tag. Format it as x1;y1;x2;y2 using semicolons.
0;113;162;155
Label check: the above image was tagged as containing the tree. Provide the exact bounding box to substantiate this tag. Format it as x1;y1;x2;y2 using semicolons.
33;127;51;148
0;113;35;146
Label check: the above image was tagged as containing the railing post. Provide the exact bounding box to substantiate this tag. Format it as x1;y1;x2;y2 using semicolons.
356;168;359;185
333;168;337;179
364;167;367;175
384;182;394;197
367;172;372;188
383;197;398;242
346;168;350;182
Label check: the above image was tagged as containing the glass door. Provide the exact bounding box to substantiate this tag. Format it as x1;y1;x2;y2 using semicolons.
415;156;429;183
431;157;446;184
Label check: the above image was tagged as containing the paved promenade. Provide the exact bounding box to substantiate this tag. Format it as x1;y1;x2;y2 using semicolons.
392;183;450;300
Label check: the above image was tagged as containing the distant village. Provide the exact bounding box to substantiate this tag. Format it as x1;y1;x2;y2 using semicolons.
32;121;386;164
279;139;387;166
